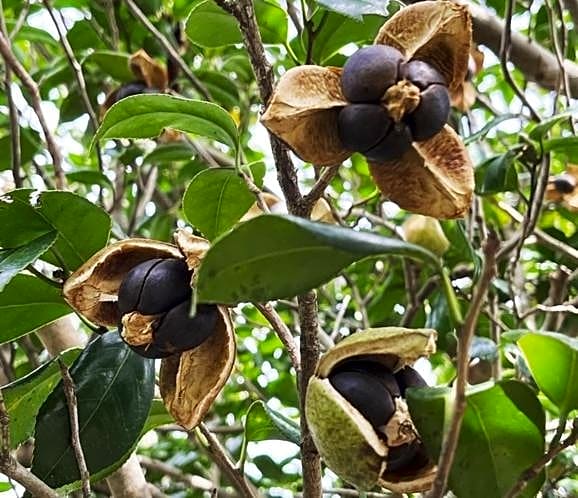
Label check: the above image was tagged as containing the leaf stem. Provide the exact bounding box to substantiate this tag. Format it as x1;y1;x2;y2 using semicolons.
440;267;464;327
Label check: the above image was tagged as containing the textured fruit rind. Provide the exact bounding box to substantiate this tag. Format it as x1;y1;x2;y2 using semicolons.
306;377;387;490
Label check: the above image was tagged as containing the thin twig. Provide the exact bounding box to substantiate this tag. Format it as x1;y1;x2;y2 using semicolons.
505;419;578;498
138;455;216;492
59;360;91;497
0;393;59;497
301;165;340;214
0;29;66;189
499;0;540;121
124;0;211;100
43;1;104;173
0;1;22;188
426;232;500;498
255;302;301;372
196;423;260;498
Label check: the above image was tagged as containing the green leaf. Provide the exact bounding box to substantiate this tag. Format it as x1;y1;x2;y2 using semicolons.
518;332;578;413
3;348;82;448
182;167;256;240
408;381;545;498
143;143;195;164
0;231;57;292
83;51;134;82
0;482;11;491
0;189;111;271
475;152;519;195
193;69;240;109
66;171;114;190
185;0;287;47
528;107;578;140
140;399;174;436
196;215;439;305
464;114;519;145
32;332;155;493
94;94;238;152
543;136;578;160
0;274;72;344
316;0;389;20
0;129;40;170
244;401;300;445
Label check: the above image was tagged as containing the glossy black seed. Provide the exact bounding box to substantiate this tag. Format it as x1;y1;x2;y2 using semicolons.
553;174;576;194
364;122;413;162
138;258;192;315
329;370;396;428
338;104;392;153
401;60;446;90
341;45;404;102
154;302;218;354
118;259;163;315
386;440;429;473
394;366;428;397
333;360;401;398
406;84;450;142
114;81;159;101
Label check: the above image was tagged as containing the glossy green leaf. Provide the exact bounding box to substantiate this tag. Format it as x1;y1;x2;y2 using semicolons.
0;482;11;492
140;399;174;436
543;136;578;160
84;51;133;82
0;189;111;271
66;171;114;190
94;95;238;152
519;332;578;413
528;107;578;140
194;70;240;110
185;0;287;47
0;129;40;170
3;348;82;448
244;401;300;445
183;167;256;240
464;114;519;145
196;215;439;305
32;332;155;493
143;143;195;164
408;381;545;498
316;0;389;20
0;231;57;292
0;274;72;344
475;152;519;195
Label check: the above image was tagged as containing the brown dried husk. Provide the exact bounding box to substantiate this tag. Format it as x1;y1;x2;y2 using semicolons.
129;49;169;90
369;125;474;219
159;306;235;429
545;165;578;211
307;327;437;492
63;239;182;326
374;1;471;93
241;193;337;224
261;65;350;166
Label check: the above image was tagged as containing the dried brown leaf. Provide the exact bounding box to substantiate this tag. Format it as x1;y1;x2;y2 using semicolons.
130;49;168;90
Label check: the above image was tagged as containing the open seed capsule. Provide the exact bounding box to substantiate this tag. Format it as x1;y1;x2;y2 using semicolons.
305;327;437;493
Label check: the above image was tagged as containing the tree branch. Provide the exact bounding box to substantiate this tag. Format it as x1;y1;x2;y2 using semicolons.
0;29;66;188
426;232;500;498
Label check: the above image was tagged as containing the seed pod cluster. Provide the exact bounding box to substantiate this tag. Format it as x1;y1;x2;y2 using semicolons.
306;327;437;493
117;257;219;358
338;45;450;162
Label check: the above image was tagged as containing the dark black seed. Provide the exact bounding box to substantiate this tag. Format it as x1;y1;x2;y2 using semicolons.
117;259;163;315
341;45;404;103
394;366;428;397
337;104;392;153
401;60;446;90
333;360;401;398
154;302;219;354
114;81;150;101
406;84;450;142
137;258;192;315
386;440;429;473
364;122;413;162
329;370;396;428
553;174;576;194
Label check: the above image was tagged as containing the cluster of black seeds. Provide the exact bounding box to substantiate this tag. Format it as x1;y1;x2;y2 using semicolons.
329;360;430;473
117;258;218;358
338;45;450;162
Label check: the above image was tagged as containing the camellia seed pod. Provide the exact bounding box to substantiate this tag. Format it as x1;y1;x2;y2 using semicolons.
261;1;474;219
402;215;450;257
63;230;235;429
305;327;437;493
